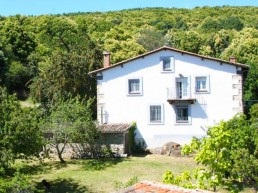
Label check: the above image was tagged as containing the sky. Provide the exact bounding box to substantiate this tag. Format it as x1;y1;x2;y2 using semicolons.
0;0;257;16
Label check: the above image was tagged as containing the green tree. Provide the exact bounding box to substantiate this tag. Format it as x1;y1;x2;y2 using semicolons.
30;16;102;106
5;61;31;92
199;30;233;57
0;87;42;172
182;114;258;192
166;29;203;53
0;169;40;193
180;30;203;53
0;15;37;63
167;30;202;53
153;15;176;33
221;28;258;101
249;103;258;124
103;39;145;63
42;97;100;163
136;27;166;51
0;6;257;108
165;29;183;48
0;47;7;86
30;51;99;106
104;26;131;41
174;17;188;30
0;15;37;94
220;16;244;31
200;17;221;33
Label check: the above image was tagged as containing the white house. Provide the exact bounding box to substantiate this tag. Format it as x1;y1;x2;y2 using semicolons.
89;46;249;148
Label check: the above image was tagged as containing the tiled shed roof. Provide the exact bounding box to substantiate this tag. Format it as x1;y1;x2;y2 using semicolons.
114;181;213;193
100;123;132;133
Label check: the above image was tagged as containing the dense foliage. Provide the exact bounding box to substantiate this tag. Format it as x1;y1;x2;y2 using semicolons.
0;87;42;173
29;16;103;107
0;90;100;192
179;111;258;192
42;96;100;163
0;6;257;104
0;170;40;193
0;6;257;192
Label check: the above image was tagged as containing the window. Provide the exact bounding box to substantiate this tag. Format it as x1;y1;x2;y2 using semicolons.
195;75;210;93
129;79;139;93
176;105;189;123
196;77;206;91
176;77;188;99
127;78;142;95
161;56;174;72
149;104;164;124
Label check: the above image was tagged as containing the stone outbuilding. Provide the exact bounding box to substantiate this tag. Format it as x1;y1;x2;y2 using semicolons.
100;123;132;155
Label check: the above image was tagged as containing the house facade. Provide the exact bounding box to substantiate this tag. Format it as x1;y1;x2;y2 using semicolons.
89;46;249;148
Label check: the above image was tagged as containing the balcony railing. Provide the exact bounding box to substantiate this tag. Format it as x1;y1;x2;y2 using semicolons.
167;88;196;104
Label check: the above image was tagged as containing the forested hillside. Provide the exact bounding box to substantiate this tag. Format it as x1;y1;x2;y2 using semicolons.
0;6;257;104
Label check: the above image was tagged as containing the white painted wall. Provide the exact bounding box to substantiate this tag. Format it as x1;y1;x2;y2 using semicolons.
97;49;242;148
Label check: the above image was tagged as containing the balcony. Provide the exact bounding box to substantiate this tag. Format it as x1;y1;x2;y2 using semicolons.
166;88;196;104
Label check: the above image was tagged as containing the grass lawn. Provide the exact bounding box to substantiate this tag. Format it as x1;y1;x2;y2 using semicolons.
13;155;254;193
14;154;197;193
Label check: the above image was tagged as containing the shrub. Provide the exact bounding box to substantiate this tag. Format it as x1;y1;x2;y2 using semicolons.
114;176;139;190
181;114;258;192
163;170;195;189
0;170;41;193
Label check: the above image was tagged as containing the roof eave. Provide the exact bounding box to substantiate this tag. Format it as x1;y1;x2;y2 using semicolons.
88;46;249;75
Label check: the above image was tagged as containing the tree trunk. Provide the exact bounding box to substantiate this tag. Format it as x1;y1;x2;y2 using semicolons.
56;144;65;163
213;185;216;192
57;151;65;163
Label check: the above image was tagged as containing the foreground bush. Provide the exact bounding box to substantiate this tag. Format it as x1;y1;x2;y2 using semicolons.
0;170;41;193
164;112;257;192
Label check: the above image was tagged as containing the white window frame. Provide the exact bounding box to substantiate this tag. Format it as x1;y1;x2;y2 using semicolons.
176;76;190;99
175;105;191;124
195;75;210;93
160;56;175;72
148;104;164;124
127;77;143;96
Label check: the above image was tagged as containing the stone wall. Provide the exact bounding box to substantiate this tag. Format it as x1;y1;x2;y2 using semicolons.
45;143;126;159
232;74;243;113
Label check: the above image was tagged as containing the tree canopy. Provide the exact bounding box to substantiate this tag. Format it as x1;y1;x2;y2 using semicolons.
0;87;42;171
181;112;258;192
0;7;257;191
0;6;257;104
42;96;100;163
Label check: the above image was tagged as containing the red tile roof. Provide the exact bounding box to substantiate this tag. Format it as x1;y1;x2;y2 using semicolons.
100;123;132;133
114;181;213;193
89;46;249;75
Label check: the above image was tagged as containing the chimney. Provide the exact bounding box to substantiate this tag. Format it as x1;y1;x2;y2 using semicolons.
229;56;236;63
103;51;110;68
